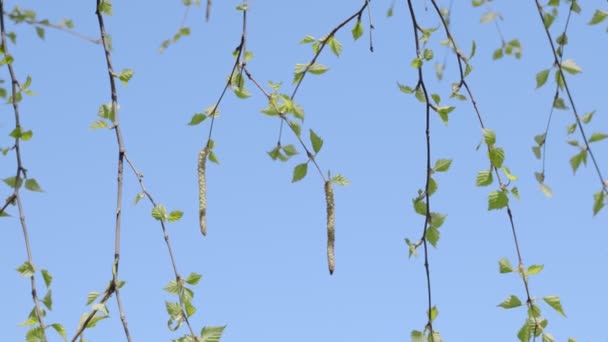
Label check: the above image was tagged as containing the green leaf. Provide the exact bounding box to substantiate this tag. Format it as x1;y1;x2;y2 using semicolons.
427;177;438;196
411;330;424;342
152;204;167;221
536;69;550;88
282;144;298;157
42;289;53;310
476;170;493;187
200;326;226;342
41;269;52;287
498;257;513;273
185;272;202;285
208;151;220;164
328;36;342;56
489;147;505;168
98;0;113;16
289;121;302;137
309;129;324;154
482;128;496;146
168;210;183;222
23;178;43;192
117;69;134;85
582;111;595;124
429;305;439;322
413;197;426;216
543;295;566;317
429;212;446;229
532;146;541;159
561;59;582;74
492;48;503;60
540;183;553;198
331;174;350;186
426;226;440;247
433;159;452;172
86;291;100;305
488;190;509;210
410;57;423;69
498;295;522;309
593;190;605;216
90;120;109;130
50;323;66;340
351;20;364;40
422;48;434;61
589;132;608;143
188;113;207;126
17;261;35;277
589;9;608;25
480;11;498;24
26;327;45;342
569;150;587;173
4;176;23;189
501;166;517;181
307;63;329;75
299;35;316;44
292;163;308;183
527;264;544;275
436;106;454;124
398;83;414;94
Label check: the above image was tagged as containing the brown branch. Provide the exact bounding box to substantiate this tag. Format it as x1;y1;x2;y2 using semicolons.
0;1;47;339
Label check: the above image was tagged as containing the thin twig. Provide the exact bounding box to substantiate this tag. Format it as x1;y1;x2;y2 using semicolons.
429;0;540;338
405;0;435;338
0;1;47;340
3;12;100;44
533;0;607;195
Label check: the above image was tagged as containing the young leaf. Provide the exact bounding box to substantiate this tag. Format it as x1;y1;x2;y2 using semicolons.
292;163;308;183
152;204;167;221
309;129;324;154
168;210;183;222
543;295;566;317
476;170;493;187
498;295;522;309
589;132;608;143
593;190;605;216
535;69;550;88
188;113;207;126
433;159;452;172
489;147;505;168
331;174;350;186
351;19;364;40
200;326;226;342
25;178;44;192
561;59;582;74
488;190;509;210
117;69;134;85
527;264;544;275
17;261;35;277
498;257;513;273
482;128;496;146
185;272;202;285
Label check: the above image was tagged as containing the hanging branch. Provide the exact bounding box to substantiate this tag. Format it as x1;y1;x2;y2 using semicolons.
428;0;556;339
72;1;133;341
0;1;47;340
532;0;608;213
532;2;579;198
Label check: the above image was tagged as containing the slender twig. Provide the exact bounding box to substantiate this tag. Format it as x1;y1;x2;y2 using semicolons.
405;0;435;338
429;0;539;338
88;1;132;340
3;11;100;44
0;1;47;340
533;0;607;194
124;154;197;336
538;3;577;182
277;1;371;143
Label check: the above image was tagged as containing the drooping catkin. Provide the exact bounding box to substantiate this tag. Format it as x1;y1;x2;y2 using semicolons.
324;180;335;275
198;147;208;236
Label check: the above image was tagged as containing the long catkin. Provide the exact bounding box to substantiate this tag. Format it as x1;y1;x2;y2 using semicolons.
198;147;208;236
324;181;335;275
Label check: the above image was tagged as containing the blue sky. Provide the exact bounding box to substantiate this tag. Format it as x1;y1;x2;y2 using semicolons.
1;0;607;341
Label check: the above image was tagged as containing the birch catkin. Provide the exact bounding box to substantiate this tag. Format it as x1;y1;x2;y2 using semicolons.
198;147;208;236
324;180;335;275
